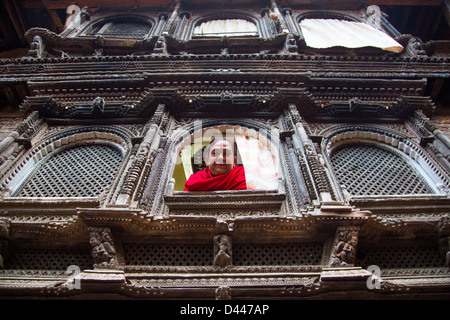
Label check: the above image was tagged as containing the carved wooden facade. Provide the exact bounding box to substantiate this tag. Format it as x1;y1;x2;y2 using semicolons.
0;1;449;299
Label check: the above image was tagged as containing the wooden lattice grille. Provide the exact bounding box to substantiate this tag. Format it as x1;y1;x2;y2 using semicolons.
5;247;92;270
103;22;151;38
89;20;152;38
331;144;432;196
233;242;324;266
358;244;446;270
123;243;214;266
123;242;324;266
14;144;123;197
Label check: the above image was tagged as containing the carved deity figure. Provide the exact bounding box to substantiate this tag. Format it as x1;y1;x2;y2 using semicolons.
89;227;117;268
330;229;359;267
91;97;105;115
214;235;232;268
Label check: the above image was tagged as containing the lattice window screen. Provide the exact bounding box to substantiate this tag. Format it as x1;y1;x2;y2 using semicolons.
103;21;151;38
14;144;123;197
5;247;92;270
123;242;324;266
233;242;324;266
331;144;432;196
358;245;446;270
123;243;214;266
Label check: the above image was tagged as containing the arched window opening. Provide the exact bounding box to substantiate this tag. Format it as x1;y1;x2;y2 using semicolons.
193;19;258;37
86;18;152;38
298;18;403;53
172;125;279;192
13;144;123;198
330;143;433;196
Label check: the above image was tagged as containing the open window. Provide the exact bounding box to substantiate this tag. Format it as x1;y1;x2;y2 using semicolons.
171;125;279;192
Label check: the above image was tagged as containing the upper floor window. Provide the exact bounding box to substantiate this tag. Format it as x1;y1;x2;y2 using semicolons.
330;143;433;196
86;17;152;38
172;125;278;192
12;143;123;198
193;19;258;37
299;19;403;53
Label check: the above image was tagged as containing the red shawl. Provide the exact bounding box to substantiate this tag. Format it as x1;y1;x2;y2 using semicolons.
184;166;247;191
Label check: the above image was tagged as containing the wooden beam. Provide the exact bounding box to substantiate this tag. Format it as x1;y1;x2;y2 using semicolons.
18;0;165;9
397;6;412;34
42;0;64;33
366;0;443;5
444;0;450;27
17;0;445;9
1;0;27;42
412;7;427;38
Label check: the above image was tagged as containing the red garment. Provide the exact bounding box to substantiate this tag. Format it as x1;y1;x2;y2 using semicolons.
184;166;247;191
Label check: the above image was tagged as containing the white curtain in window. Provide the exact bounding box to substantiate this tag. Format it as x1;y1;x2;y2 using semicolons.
181;146;194;180
299;19;403;53
235;135;278;191
193;19;257;37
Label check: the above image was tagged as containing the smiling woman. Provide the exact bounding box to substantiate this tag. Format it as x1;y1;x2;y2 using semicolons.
183;138;247;191
171;125;279;192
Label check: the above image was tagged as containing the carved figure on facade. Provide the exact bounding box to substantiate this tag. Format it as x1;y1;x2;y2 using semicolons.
154;36;168;54
29;35;45;58
285;33;298;53
340;185;352;204
214;235;232;268
407;36;427;56
89;227;118;269
92;97;105;115
215;286;231;300
330;228;359;267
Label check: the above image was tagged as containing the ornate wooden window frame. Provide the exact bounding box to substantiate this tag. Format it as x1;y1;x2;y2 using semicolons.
163;122;286;211
1;127;132;206
77;14;156;40
187;13;264;40
323;127;450;202
172;11;286;54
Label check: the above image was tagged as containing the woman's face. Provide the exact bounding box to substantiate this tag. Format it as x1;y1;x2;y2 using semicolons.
205;139;236;176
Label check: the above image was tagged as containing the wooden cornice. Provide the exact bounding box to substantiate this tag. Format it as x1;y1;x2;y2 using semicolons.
16;0;445;10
